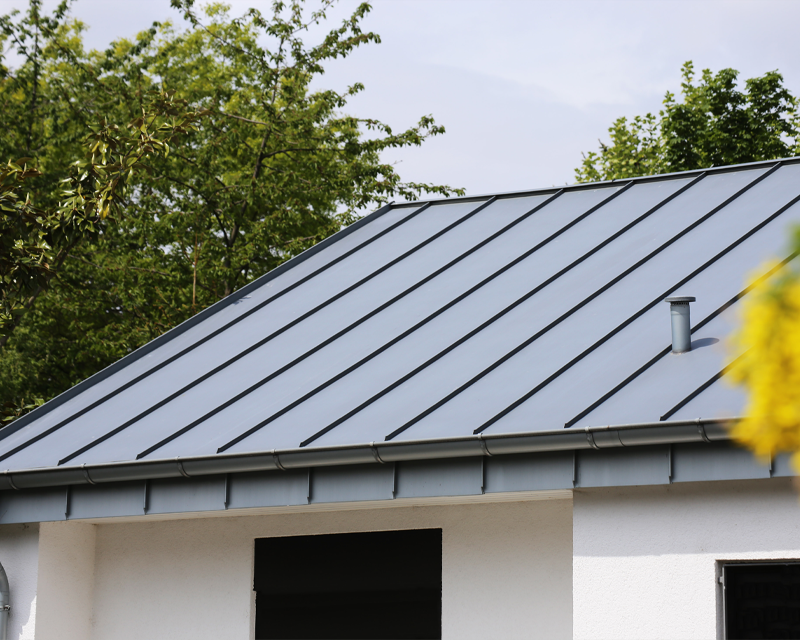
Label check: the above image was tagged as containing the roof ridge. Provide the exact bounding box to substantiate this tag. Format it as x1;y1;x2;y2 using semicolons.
395;156;800;208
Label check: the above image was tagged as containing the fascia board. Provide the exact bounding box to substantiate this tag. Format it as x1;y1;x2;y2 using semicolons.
0;418;733;491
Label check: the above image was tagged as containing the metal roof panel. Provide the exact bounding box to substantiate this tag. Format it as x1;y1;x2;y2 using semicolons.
3;159;799;474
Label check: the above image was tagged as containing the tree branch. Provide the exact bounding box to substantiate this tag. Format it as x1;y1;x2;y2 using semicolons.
66;253;173;278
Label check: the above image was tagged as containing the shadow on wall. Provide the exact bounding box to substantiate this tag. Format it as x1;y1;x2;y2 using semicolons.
0;523;39;639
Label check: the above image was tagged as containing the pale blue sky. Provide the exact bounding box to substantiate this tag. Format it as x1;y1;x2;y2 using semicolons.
1;0;798;196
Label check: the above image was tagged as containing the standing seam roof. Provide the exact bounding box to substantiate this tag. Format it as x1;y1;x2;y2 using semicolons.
3;159;800;472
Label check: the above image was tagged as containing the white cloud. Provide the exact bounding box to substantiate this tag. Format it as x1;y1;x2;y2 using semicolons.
1;0;799;194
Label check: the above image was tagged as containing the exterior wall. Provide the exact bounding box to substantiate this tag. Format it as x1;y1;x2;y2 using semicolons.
573;477;800;640
89;497;573;640
0;523;39;640
35;522;96;640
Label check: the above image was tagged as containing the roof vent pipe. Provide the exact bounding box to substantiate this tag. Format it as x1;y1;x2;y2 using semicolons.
666;297;696;353
0;561;10;640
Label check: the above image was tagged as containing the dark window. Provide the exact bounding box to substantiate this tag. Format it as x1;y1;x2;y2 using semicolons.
254;529;442;640
724;562;800;639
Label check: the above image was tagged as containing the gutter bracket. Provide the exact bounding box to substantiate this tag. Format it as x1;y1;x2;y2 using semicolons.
369;442;386;464
478;434;492;457
697;420;711;443
176;459;191;478
586;429;600;450
81;464;96;485
271;450;286;471
5;474;18;492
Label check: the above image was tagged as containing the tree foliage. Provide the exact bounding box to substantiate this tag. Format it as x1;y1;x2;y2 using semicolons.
0;0;461;413
576;61;799;182
0;93;201;344
576;61;800;466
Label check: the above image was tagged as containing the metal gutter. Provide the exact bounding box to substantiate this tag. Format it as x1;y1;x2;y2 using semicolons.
0;419;733;491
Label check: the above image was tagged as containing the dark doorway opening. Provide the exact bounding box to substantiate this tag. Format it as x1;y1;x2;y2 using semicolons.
724;561;800;639
254;528;442;639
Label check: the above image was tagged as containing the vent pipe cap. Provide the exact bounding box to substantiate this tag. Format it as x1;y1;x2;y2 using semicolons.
665;296;696;353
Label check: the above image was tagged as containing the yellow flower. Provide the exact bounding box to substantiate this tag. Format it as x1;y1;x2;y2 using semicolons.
730;259;800;465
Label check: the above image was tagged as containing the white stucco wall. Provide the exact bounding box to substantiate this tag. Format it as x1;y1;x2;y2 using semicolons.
0;523;39;640
88;497;573;640
35;522;96;640
573;477;800;640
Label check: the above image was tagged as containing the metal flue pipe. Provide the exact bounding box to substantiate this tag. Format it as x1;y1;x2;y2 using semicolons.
666;296;696;353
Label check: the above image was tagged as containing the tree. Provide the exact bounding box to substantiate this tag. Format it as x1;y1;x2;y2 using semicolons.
0;91;203;419
575;62;800;468
575;61;799;183
0;94;202;344
0;0;461;415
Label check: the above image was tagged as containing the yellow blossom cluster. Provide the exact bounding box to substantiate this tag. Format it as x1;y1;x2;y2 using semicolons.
729;260;800;465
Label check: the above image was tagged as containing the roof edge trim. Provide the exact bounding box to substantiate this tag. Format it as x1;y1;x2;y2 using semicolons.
391;156;800;208
0;201;400;441
0;419;734;490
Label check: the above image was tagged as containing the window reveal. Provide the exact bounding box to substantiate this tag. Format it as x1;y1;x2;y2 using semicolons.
254;528;442;639
723;561;800;639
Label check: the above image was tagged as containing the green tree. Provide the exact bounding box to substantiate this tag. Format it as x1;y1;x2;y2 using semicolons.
0;0;461;413
576;61;799;183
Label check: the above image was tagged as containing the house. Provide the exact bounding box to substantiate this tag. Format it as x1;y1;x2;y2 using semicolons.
1;158;800;639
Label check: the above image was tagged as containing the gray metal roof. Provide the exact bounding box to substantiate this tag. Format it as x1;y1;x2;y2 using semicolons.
3;158;800;481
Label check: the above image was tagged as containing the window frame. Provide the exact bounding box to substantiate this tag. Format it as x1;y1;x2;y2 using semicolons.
719;559;800;639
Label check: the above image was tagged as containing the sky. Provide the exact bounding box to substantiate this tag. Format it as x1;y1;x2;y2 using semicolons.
1;0;799;197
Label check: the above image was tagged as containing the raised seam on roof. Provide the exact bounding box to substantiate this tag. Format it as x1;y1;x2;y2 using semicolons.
240;183;635;451
55;197;499;466
0;202;407;439
6;157;799;475
0;200;432;462
564;256;797;428
0;201;403;441
659;353;745;422
13;159;793;445
380;169;771;442
377;163;776;440
474;169;796;434
213;185;621;453
132;192;566;460
287;182;642;449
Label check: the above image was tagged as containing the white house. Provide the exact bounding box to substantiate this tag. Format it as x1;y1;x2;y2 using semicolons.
1;158;800;639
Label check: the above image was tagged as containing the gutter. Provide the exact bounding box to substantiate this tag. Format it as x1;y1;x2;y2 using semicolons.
0;418;733;491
